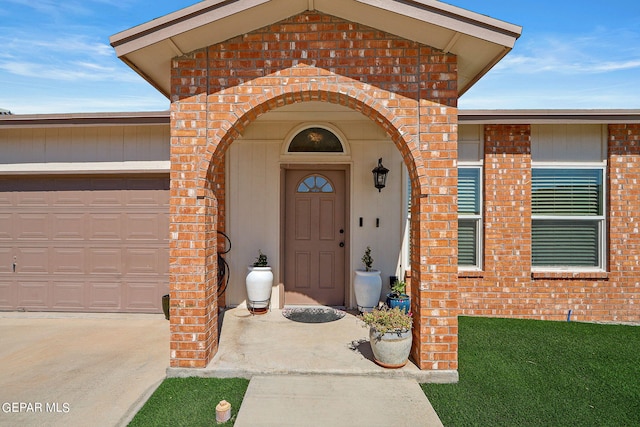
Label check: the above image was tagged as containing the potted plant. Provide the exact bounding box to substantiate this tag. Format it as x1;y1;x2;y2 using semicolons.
386;279;410;313
245;250;273;314
360;306;413;368
353;246;382;312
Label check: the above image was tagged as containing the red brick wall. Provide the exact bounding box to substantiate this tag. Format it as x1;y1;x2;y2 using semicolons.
169;11;459;370
168;11;639;372
459;124;640;324
607;124;640;321
410;104;459;371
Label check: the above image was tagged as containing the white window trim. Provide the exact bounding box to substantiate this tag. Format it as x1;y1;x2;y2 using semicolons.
458;163;483;271
530;164;607;272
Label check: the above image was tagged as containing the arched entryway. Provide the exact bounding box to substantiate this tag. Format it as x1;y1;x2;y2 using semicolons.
169;67;459;375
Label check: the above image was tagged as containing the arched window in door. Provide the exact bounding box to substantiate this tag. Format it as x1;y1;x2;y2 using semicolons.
297;174;334;193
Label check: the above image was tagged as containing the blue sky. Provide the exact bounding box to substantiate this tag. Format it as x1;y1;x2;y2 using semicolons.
1;0;639;114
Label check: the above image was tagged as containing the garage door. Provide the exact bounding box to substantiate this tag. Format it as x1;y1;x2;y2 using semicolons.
0;175;169;313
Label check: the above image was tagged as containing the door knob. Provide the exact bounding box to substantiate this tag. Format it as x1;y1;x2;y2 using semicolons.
339;242;345;247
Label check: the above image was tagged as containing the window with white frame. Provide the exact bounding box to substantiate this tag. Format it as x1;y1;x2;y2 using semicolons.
531;167;605;268
458;167;482;268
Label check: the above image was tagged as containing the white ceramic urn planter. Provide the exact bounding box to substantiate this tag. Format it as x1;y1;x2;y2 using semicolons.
353;269;382;312
246;266;273;314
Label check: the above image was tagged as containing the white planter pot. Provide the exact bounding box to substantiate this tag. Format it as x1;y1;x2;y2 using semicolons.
369;327;413;369
246;266;273;311
353;269;382;312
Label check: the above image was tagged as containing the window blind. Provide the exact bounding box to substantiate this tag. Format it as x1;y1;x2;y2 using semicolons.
458;168;481;267
532;220;599;266
458;168;480;215
532;169;602;216
532;168;603;267
458;219;478;266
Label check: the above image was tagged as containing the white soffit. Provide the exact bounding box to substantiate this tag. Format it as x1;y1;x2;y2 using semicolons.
110;0;522;98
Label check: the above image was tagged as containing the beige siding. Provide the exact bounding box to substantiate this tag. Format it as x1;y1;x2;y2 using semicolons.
532;124;605;162
226;102;405;308
227;140;281;307
0;125;169;165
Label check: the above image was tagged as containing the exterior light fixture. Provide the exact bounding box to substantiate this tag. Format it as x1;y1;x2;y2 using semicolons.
372;158;389;192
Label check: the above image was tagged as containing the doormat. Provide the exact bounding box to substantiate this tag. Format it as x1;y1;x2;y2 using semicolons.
282;307;346;323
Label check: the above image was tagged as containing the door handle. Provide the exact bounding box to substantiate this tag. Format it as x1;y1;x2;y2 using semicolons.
339;242;345;247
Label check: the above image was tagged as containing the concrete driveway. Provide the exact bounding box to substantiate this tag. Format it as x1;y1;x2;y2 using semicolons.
0;312;169;427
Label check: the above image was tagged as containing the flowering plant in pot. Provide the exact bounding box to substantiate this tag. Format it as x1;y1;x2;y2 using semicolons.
353;246;382;312
359;306;413;368
245;250;273;314
386;279;410;313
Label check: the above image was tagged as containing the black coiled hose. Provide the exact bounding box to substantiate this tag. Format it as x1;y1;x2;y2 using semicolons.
217;230;231;297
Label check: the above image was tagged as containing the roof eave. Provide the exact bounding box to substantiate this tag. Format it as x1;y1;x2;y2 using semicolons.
110;0;522;99
459;109;640;124
0;111;170;128
3;109;640;128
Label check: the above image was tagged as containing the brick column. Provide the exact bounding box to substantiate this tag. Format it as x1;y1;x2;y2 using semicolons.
608;124;640;322
481;124;532;314
409;103;459;372
484;125;531;273
169;50;220;367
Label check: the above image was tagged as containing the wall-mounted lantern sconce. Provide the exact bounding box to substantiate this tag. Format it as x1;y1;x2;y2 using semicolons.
372;158;389;192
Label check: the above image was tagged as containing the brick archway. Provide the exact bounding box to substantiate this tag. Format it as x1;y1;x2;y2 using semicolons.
169;67;458;374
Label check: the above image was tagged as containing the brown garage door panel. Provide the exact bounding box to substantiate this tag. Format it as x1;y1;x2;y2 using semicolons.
0;213;11;240
16;281;49;309
125;281;164;311
0;175;169;313
88;281;122;310
52;247;85;273
52;281;85;309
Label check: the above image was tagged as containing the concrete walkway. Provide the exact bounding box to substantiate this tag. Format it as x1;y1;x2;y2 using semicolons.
0;312;168;427
169;307;457;383
235;375;443;427
0;308;448;426
169;307;450;426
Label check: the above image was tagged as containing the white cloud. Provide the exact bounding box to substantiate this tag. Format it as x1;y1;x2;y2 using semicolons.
4;0;132;17
460;79;640;110
0;32;113;57
497;53;640;75
0;31;135;83
4;0;91;17
2;93;169;115
0;60;140;82
494;29;640;75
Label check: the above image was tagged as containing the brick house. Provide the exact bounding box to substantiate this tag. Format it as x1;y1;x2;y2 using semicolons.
1;1;638;379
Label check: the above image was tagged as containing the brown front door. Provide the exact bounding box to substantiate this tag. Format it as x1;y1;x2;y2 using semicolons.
284;169;346;305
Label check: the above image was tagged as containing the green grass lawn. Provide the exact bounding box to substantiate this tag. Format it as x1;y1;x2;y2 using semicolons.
423;317;640;426
129;317;639;426
128;377;249;427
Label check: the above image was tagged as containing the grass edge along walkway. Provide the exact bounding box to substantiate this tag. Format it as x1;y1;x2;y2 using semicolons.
129;317;639;426
128;377;249;427
423;316;640;427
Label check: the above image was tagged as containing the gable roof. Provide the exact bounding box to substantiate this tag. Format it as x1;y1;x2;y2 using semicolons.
110;0;521;98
